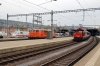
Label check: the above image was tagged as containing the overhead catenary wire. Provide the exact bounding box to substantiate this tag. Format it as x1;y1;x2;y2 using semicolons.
23;0;79;24
46;2;80;24
38;0;52;6
1;0;33;12
12;0;46;12
76;0;96;25
83;0;90;8
49;0;99;22
50;2;80;24
76;0;85;21
82;0;97;27
23;0;50;11
1;0;50;22
8;8;100;17
51;2;65;10
83;0;90;21
82;0;96;26
56;14;79;24
52;2;99;24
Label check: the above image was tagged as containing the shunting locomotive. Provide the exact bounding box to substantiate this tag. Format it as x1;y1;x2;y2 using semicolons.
28;29;56;39
73;28;91;41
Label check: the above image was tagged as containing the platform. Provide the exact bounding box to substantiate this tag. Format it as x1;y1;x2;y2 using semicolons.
74;36;100;66
0;37;28;42
0;36;67;42
0;37;72;49
0;37;73;56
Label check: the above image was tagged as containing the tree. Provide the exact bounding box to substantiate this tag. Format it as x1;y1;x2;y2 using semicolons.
44;25;51;29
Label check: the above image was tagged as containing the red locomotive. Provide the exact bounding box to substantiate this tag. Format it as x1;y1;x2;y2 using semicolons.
28;29;56;39
73;28;91;41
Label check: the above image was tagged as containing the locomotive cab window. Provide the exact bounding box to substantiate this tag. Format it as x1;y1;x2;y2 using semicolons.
29;30;32;32
83;31;85;36
20;32;23;34
36;30;39;32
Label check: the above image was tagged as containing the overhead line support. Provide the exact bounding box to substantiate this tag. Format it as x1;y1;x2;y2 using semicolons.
8;8;100;17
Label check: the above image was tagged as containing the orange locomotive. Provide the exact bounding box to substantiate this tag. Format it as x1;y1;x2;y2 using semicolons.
28;29;56;39
73;28;91;41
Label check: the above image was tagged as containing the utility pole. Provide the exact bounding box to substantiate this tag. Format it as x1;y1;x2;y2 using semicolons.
82;11;85;21
7;14;9;38
72;24;74;29
42;20;44;29
33;15;34;29
41;16;42;29
50;10;53;38
39;16;41;29
26;15;27;30
37;16;39;28
17;18;19;31
58;22;61;34
51;10;53;33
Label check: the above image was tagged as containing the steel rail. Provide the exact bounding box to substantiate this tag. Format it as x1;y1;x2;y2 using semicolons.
0;40;76;65
41;37;99;66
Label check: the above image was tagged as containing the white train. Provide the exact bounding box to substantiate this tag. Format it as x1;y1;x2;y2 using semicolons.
0;31;7;38
11;31;29;38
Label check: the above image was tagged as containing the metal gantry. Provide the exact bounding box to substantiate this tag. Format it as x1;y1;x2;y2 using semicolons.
7;7;100;38
32;15;42;29
8;8;100;17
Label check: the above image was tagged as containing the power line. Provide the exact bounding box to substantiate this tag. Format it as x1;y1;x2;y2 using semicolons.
76;0;85;21
23;0;79;24
50;2;80;24
76;0;95;22
8;8;100;17
49;2;82;24
82;0;97;26
38;0;52;6
60;14;100;17
83;0;90;8
56;14;79;24
51;2;65;9
8;6;100;26
1;0;34;12
51;2;96;25
76;0;84;9
23;0;50;11
50;0;99;25
12;0;46;12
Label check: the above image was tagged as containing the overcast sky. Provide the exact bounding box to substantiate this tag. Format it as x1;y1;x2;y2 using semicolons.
0;0;100;27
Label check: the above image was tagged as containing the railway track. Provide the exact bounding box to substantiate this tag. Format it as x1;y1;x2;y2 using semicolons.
0;37;98;66
0;40;76;66
41;37;99;66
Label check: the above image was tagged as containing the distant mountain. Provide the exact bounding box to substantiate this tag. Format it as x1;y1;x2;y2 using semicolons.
0;19;42;28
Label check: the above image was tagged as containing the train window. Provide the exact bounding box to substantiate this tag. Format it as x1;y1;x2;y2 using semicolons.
29;30;32;32
32;30;34;32
20;32;23;34
79;31;81;32
36;30;38;32
83;32;85;36
87;32;90;35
